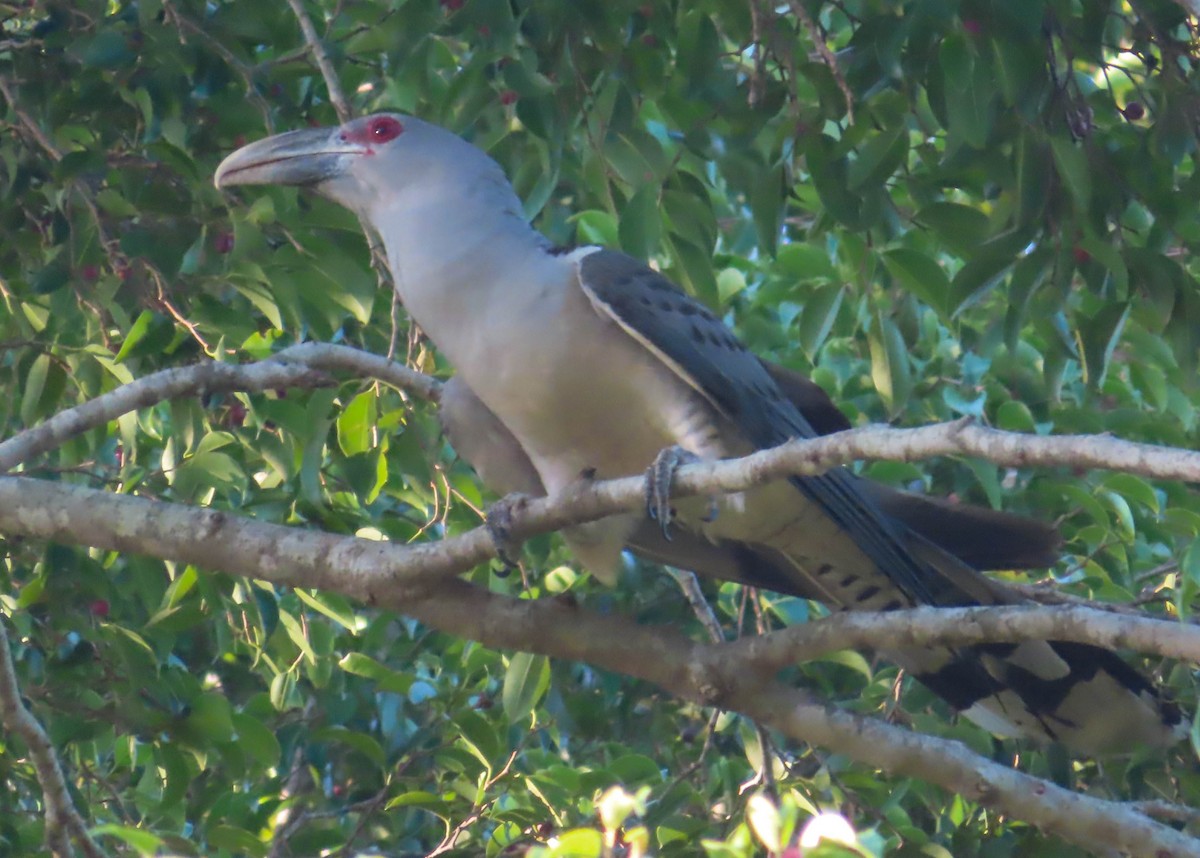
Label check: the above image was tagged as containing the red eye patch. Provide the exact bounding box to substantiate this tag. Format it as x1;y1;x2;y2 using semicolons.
341;116;404;146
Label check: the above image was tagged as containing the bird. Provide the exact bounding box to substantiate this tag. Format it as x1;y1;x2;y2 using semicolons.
215;112;1184;753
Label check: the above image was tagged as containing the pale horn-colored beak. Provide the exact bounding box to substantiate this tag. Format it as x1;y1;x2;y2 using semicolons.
214;126;362;189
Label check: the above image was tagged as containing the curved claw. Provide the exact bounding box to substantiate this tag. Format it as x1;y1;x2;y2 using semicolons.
484;492;531;570
645;446;700;540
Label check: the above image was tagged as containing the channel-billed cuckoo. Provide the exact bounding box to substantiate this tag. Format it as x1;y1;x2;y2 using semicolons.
215;113;1183;753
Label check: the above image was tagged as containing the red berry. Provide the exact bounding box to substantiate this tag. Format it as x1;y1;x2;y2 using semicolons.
1123;101;1145;121
440;0;464;9
89;599;110;618
214;232;235;254
226;402;247;428
1072;246;1091;265
499;90;518;106
81;265;99;282
962;18;982;35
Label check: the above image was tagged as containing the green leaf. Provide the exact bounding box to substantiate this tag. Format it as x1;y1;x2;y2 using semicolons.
184;692;235;744
232;712;282;770
207;825;266;857
751;166;785;256
337;390;376;456
113;311;155;362
92;825;164;855
1077;302;1130;389
311;726;386;765
940;34;994;148
1015;131;1049;226
1050;137;1092;212
848;125;909;191
1101;473;1160;514
502;652;550;723
795;283;845;358
339;652;414;693
867;313;911;414
19;353;50;426
881;248;951;316
278;609;317;664
914;203;989;256
776;243;836;281
994;400;1036;432
804;135;861;228
618;183;662;260
295;589;359;632
573;209;619;246
950;230;1033;316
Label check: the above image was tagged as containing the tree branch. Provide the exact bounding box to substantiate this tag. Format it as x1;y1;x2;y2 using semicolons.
0;619;103;858
274;342;442;402
0;477;1194;856
0;475;1192;664
720;604;1200;670
0;345;441;474
284;0;351;122
0;361;335;472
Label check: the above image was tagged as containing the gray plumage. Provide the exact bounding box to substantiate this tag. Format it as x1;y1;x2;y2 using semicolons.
215;113;1184;753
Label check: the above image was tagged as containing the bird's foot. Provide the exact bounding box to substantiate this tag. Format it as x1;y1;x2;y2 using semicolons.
645;446;707;539
484;492;531;572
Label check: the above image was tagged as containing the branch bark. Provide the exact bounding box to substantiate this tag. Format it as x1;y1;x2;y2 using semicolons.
284;0;351;122
5;350;1200;855
0;620;103;858
0;476;1195;856
0;345;440;473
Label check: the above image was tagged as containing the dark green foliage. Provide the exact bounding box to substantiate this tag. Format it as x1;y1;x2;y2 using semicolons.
2;0;1199;854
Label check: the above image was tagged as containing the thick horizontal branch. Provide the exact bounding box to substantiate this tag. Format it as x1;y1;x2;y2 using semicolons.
0;477;1193;663
689;418;1200;498
0;476;476;598
0;476;1191;855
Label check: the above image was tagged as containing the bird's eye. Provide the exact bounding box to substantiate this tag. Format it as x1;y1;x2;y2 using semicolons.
367;117;404;142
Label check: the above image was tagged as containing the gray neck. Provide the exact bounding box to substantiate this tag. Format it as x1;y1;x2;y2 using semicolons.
367;170;556;358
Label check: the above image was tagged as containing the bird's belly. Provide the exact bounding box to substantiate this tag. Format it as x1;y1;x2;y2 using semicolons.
480;326;694;492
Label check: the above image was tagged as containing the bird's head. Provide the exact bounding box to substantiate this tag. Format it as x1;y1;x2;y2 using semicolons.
214;113;508;219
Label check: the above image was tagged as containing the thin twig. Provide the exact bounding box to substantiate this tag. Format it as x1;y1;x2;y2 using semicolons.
785;0;854;122
284;0;351;122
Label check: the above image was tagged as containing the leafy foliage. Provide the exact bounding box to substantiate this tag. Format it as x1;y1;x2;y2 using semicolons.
2;0;1200;854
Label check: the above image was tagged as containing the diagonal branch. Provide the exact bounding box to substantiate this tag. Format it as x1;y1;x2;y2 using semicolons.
0;344;440;473
0;619;103;858
284;0;351;122
0;361;336;472
0;476;1194;856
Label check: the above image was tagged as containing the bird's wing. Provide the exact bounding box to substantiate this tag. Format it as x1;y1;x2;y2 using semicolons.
577;248;951;604
574;248;1182;752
